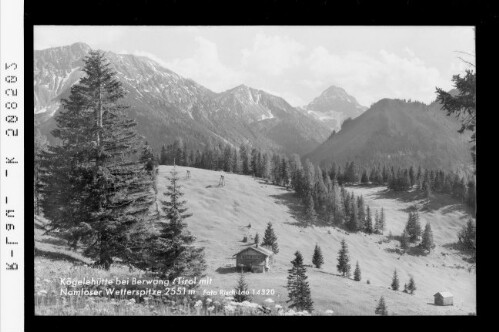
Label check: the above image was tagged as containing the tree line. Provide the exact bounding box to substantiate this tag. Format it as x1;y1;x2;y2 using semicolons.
158;139;475;221
158;143;388;235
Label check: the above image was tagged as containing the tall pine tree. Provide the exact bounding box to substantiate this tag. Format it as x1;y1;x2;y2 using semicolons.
375;296;388;315
234;273;252;302
286;251;314;312
337;239;351;277
312;244;324;268
144;165;206;280
262;222;279;254
405;211;422;242
364;205;373;234
421;222;435;252
353;261;362;281
391;269;400;291
41;50;155;268
407;276;416;295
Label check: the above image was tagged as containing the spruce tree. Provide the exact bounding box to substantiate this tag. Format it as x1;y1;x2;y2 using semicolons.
391;269;400;291
39;76;97;249
343;189;351;217
379;207;386;234
421;222;435;252
281;157;290;187
304;193;317;224
312;244;324;268
375;296;388;315
357;195;366;224
324;176;335;224
287;251;314;312
262;222;279;254
272;154;282;184
331;181;345;225
313;166;328;215
234;273;252;302
337;239;351;277
345;161;358;183
303;160;317;223
458;219;476;251
240;144;251;175
232;149;240;174
40;50;155;268
346;199;360;232
146;165;206;280
290;154;304;195
407;276;416;295
223;145;233;173
405;212;422;242
374;209;385;235
250;148;258;176
354;261;361;281
262;153;272;182
173;138;185;166
365;205;373;234
257;152;264;178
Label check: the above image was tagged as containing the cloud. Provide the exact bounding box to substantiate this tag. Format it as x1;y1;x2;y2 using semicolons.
241;33;305;76
128;50;173;69
34;26;125;50
305;47;446;105
34;27;473;109
163;36;245;92
267;89;306;107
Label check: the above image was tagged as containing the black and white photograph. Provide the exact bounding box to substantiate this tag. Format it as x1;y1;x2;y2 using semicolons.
32;25;476;316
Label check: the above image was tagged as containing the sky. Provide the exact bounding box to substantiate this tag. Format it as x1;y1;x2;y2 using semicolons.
34;26;475;107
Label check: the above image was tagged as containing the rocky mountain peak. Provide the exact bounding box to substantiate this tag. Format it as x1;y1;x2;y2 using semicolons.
299;85;367;132
309;85;362;109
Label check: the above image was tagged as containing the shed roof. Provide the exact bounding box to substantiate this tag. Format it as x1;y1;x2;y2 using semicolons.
434;292;453;298
233;246;273;257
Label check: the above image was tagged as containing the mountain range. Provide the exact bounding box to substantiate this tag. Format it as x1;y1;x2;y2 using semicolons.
35;42;357;156
34;42;473;172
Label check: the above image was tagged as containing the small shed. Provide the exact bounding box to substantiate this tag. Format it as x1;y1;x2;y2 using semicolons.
434;292;453;306
233;245;274;273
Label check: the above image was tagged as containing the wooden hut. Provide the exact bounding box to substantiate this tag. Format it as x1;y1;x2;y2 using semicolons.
433;292;453;306
233;245;273;273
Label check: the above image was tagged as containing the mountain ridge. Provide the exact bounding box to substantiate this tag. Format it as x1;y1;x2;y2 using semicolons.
34;43;331;156
305;97;473;173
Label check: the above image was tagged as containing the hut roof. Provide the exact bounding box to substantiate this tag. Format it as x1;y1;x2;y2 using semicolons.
434;292;453;298
233;246;273;257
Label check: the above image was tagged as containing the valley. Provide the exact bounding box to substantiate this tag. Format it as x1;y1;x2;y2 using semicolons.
35;165;476;315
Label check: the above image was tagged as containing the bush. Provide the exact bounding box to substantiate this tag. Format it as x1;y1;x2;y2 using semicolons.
458;219;476;251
